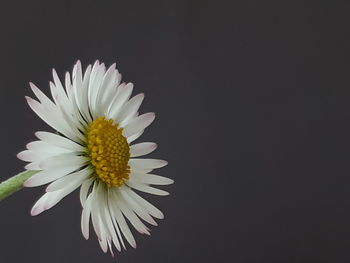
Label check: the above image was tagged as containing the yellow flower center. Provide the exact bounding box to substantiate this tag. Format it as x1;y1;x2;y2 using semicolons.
86;116;130;187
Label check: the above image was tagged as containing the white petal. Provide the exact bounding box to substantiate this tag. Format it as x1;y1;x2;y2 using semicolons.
115;93;144;124
119;187;157;226
126;179;169;196
30;194;49;216
129;158;168;170
87;61;101;111
80;178;94;207
108;190;136;248
94;186;111;254
25;162;41;170
31;182;80;216
24;160;85;187
81;193;93;239
29;82;56;108
89;62;106;117
65;71;72;99
72;61;84;111
52;69;63;88
129;142;157;157
99;237;108;253
100;190;121;252
30;83;77;138
26;141;74;155
79;65;93;122
95;64;118;116
90;184;103;240
113;190;150;235
123;113;155;138
35;131;85;152
106;191;126;250
50;80;73;117
120;111;139;128
46;167;91;192
130;171;174;185
49;81;74;122
123;187;164;219
18;142;77;164
107;83;133;118
38;155;87;170
25;96;81;142
17;150;42;162
127;130;144;144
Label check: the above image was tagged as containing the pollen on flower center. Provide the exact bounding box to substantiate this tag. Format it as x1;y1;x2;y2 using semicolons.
86;116;130;187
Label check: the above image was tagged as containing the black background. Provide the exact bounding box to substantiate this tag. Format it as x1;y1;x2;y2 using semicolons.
1;1;350;262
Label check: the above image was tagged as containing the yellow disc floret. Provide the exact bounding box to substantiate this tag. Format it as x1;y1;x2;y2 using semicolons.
86;116;130;187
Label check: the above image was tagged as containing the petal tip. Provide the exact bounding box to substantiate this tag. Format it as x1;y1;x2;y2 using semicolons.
23;179;31;187
30;207;41;216
160;160;168;167
82;231;89;240
16;152;24;160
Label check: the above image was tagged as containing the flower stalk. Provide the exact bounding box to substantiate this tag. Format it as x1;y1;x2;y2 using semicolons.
0;170;38;201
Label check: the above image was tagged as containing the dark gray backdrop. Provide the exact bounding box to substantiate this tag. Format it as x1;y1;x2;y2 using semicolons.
1;1;350;262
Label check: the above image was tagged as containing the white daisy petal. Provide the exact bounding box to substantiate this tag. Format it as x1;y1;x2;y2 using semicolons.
17;150;42;162
90;184;103;240
119;187;158;226
122;112;155;138
89;62;106;117
43;182;82;211
31;181;81;216
130;171;174;185
18;146;74;164
80;178;94;207
81;193;93;240
30;193;49;216
107;191;126;250
107;83;133;119
35;131;85;152
129;158;168;170
25;96;81;142
99;238;108;253
52;69;68;101
123;187;164;219
102;71;121;114
72;60;84;111
95;63;118;116
38;155;87;170
96;197;110;254
115;93;144;124
65;71;73;99
113;189;150;235
46;167;92;192
108;190;136;248
127;130;144;143
79;65;93;122
126;179;169;196
100;189;122;252
29;82;56;108
26;141;74;155
130;142;157;157
49;81;74;119
24;164;83;187
25;162;41;170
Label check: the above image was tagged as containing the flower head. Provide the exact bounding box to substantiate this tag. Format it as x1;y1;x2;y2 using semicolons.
18;60;173;256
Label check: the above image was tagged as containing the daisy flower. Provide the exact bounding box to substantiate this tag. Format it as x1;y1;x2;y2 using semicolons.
17;60;173;256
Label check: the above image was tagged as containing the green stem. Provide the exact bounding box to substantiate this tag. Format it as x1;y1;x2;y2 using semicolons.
0;170;38;201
